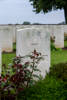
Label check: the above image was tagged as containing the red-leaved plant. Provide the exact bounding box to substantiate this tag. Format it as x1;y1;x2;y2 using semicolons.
0;50;44;100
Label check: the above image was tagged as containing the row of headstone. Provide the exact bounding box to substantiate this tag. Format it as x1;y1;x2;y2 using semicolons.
0;25;50;78
16;25;66;48
0;25;67;53
0;25;67;78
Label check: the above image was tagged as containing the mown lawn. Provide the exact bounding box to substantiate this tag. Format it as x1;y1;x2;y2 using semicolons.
2;53;16;66
51;40;67;66
2;43;16;66
51;50;67;66
2;41;67;66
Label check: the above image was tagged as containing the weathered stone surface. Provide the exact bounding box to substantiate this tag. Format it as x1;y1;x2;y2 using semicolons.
16;27;50;78
11;25;16;43
54;25;64;48
0;25;13;52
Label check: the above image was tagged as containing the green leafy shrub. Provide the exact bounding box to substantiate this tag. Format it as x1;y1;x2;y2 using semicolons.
18;62;67;100
49;63;67;82
18;76;66;100
0;50;43;100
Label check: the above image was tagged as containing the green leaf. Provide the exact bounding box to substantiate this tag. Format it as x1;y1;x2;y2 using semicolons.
33;68;41;72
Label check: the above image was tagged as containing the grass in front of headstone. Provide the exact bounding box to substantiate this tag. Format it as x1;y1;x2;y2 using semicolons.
2;53;16;66
51;40;67;66
2;43;16;66
51;50;67;66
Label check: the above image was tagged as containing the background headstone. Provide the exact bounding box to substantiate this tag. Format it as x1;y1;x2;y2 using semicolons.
0;25;13;52
11;25;16;43
54;25;64;48
48;25;55;38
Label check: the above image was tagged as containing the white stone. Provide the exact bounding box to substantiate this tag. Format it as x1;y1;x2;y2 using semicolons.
0;25;13;52
48;25;55;38
16;27;50;78
16;25;33;30
11;25;16;43
54;25;64;48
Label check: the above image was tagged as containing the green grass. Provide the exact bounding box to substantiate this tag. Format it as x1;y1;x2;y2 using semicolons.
2;41;67;67
2;53;16;66
18;76;66;100
51;40;67;66
51;49;67;66
64;40;67;47
2;43;16;66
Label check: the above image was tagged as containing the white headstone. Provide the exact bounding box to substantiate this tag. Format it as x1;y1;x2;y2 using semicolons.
48;25;55;38
54;25;64;48
16;27;50;78
0;26;13;52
